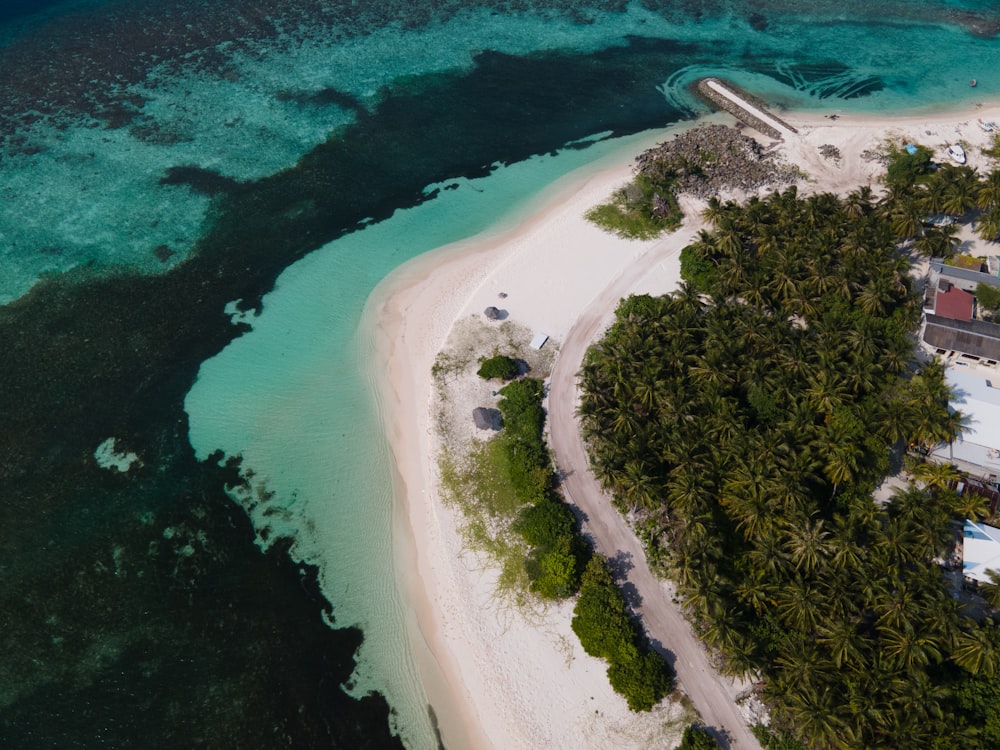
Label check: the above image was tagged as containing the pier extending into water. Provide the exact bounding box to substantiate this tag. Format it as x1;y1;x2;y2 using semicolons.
695;77;798;140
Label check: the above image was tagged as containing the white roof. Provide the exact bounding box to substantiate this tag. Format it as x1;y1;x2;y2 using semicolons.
946;366;1000;451
530;333;549;350
964;520;1000;583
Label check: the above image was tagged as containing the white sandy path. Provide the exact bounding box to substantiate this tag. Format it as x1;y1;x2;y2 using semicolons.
705;79;797;138
368;100;1000;750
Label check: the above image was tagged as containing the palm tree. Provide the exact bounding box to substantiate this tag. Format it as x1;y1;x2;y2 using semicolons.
889;199;924;239
951;621;998;676
845;186;874;219
880;624;943;670
921;178;948;215
979;569;1000;609
952;489;991;521
780;683;848;750
775;577;822;633
977;169;1000;209
805;369;848;415
619;459;661;511
819;435;863;493
977;204;1000;242
701;195;734;226
781;517;831;575
828;521;866;573
939;164;981;216
734;570;770;615
909;459;959;489
817;619;864;669
914;224;960;258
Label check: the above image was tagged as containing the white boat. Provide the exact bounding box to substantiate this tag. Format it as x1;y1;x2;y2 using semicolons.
979;118;1000;133
947;144;967;164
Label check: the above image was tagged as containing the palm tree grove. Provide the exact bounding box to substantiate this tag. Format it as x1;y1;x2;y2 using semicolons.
578;159;1000;749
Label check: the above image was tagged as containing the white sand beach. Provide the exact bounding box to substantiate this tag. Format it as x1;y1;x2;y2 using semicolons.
366;99;1000;749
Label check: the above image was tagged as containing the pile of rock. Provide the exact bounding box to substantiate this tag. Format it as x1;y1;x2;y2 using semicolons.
634;124;799;199
819;144;841;161
861;148;888;165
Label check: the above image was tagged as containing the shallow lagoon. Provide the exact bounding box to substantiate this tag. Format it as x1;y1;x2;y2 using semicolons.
4;0;1000;746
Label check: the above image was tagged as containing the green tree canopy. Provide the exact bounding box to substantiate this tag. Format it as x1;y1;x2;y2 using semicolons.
976;281;1000;314
679;726;723;750
581;185;981;747
886;143;933;187
477;354;519;381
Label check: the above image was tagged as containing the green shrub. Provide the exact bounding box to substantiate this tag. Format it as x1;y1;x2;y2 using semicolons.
585;174;682;240
679;243;716;291
572;556;674;710
615;293;663;320
572;557;636;661
497;379;546;437
751;725;809;750
515;496;575;547
607;650;674;712
985;133;1000;159
886;143;933;187
679;726;722;750
494;377;588;599
527;534;584;599
477;354;519;380
977;282;1000;314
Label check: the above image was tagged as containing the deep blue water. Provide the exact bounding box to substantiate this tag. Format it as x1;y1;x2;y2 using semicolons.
3;1;1000;748
0;0;70;25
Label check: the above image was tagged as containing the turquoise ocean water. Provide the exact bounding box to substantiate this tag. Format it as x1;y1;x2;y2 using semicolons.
4;1;1000;747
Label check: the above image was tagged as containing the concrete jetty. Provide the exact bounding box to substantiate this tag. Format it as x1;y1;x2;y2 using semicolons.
695;78;798;140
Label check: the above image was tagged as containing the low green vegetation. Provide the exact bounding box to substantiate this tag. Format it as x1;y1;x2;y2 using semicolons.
495;378;588;599
984;132;1000;160
440;375;588;601
586;173;683;240
751;725;808;750
571;555;674;711
678;725;723;750
884;142;933;187
442;360;677;711
438;443;533;601
976;281;1000;315
477;354;519;381
948;253;984;270
579;185;1000;747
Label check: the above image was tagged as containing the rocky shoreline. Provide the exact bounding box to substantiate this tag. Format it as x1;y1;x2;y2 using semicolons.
635;123;799;199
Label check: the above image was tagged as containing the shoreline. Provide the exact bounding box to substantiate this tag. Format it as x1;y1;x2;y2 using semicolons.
365;98;1000;749
365;140;691;748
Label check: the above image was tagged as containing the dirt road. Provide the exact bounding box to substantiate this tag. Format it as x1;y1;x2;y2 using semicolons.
546;223;763;750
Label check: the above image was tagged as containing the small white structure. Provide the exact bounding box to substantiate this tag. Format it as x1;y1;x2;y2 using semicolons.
964;520;1000;583
530;333;549;350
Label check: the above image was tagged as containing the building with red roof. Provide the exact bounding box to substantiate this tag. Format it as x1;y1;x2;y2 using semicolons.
932;281;975;322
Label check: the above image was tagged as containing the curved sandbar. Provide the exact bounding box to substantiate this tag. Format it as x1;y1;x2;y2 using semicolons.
367;99;1000;748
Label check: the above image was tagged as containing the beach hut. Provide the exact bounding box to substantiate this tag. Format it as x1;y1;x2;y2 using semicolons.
484;306;501;320
473;407;500;431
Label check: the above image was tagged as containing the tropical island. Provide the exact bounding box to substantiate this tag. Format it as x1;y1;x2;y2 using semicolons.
370;95;1000;749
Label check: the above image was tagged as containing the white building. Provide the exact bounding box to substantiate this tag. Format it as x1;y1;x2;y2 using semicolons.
933;366;1000;472
963;520;1000;584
